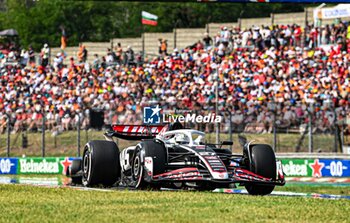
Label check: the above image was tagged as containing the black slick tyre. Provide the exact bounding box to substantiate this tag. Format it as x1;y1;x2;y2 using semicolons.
82;140;121;187
132;140;166;189
245;144;276;195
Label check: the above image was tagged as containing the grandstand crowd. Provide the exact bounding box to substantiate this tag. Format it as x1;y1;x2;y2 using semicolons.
0;21;349;134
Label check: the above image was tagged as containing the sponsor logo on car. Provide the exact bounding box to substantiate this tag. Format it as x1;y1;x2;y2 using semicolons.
144;157;153;176
167;171;200;179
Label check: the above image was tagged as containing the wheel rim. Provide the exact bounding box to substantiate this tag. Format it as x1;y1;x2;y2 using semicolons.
133;156;140;177
82;150;92;185
83;153;89;175
133;152;144;188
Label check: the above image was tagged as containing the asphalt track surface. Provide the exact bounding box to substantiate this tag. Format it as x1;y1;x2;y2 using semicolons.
0;176;349;200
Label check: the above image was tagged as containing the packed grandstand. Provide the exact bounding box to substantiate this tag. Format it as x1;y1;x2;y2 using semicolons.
0;21;349;134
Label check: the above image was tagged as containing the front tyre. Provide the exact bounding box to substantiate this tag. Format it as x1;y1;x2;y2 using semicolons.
82;140;121;187
132;140;166;189
132;149;146;189
245;144;276;195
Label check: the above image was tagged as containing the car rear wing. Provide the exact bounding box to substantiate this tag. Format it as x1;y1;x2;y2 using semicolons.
104;125;166;140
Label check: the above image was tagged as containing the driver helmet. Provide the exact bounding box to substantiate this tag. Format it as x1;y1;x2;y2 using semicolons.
175;134;189;144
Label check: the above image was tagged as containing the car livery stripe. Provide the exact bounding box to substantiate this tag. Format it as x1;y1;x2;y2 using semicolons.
137;126;145;133
177;145;229;179
112;125;165;135
153;167;198;177
234;168;272;182
131;126;138;133
153;167;202;180
202;155;227;173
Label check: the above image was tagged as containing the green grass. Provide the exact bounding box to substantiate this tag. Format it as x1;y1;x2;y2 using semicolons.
0;130;342;157
274;183;350;196
0;183;348;223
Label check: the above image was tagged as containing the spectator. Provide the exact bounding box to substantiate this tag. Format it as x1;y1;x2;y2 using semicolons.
159;39;167;56
40;43;50;66
106;48;114;64
92;54;100;70
28;46;35;65
220;27;230;47
0;20;349;136
20;49;29;67
53;53;63;70
125;46;135;65
203;32;213;49
77;43;88;63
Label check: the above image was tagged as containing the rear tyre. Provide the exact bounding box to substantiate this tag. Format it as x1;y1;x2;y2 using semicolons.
245;144;276;195
82;140;121;187
132;140;166;189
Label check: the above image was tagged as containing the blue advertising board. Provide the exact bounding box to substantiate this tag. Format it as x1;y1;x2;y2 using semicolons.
280;158;350;177
0;158;18;174
319;159;350;177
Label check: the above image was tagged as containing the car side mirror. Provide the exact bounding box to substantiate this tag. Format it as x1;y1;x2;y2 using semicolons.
221;141;233;146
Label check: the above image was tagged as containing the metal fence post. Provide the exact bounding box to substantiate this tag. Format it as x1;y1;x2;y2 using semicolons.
334;126;338;153
272;103;277;152
6;113;10;157
228;111;233;151
333;106;338;153
273;116;277;152
229;112;232;142
215;66;220;144
341;124;344;153
77;113;81;157
42;114;45;157
308;105;313;153
341;107;346;153
54;132;57;149
85;128;88;145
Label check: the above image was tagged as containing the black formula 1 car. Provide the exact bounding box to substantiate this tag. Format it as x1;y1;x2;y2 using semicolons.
68;123;285;195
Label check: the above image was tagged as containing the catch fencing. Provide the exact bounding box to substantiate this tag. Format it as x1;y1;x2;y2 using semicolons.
167;103;349;154
0;105;349;157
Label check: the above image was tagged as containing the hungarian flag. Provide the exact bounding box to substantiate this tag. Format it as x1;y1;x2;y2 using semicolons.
142;11;158;26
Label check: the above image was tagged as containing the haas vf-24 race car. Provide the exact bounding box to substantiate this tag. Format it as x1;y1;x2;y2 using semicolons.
68;123;285;195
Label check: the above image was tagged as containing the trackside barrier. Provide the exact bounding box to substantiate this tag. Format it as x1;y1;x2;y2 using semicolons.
0;158;18;174
280;158;350;177
0;157;349;178
0;157;79;175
